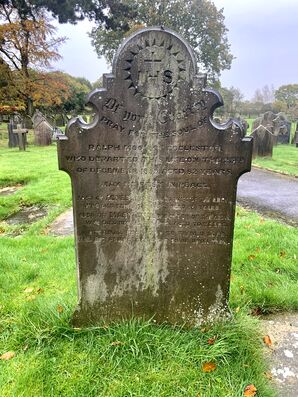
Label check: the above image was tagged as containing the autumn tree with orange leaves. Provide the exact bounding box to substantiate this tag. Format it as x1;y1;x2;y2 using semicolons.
0;4;67;116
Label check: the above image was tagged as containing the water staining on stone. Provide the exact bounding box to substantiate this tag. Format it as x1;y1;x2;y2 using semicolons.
57;27;252;327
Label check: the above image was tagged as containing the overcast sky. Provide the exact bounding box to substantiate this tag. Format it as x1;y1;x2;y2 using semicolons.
53;0;298;100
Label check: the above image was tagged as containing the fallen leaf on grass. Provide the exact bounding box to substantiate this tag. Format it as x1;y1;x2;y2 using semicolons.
207;337;216;345
251;307;263;316
248;255;256;261
57;304;64;313
24;287;34;293
263;335;272;347
279;251;286;258
264;371;272;380
26;294;36;301
243;384;257;396
0;351;15;360
202;362;216;372
111;341;125;346
200;327;209;333
235;306;240;313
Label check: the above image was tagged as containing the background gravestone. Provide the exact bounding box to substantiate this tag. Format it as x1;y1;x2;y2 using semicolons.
8;114;27;148
32;110;53;146
251;125;274;158
293;124;298;147
58;27;253;327
252;111;290;144
8;118;18;148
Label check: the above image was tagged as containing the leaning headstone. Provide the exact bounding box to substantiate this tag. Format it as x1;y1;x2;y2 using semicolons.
57;27;253;327
32;110;53;146
251;125;274;159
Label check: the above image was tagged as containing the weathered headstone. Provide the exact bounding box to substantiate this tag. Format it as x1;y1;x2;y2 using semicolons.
8;114;27;148
251;125;274;158
253;111;290;144
8;118;18;148
293;124;298;147
13;123;28;151
32;110;53;146
57;27;253;327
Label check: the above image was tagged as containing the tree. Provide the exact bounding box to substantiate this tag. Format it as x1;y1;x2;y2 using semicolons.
275;84;298;110
217;86;243;116
90;0;234;79
0;5;66;116
252;84;275;104
0;0;132;25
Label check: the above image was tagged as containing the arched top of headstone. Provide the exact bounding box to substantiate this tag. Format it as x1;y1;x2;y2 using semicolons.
57;26;253;327
67;27;244;139
112;27;197;98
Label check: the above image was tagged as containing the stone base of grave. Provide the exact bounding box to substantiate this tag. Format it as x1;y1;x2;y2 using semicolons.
71;291;232;328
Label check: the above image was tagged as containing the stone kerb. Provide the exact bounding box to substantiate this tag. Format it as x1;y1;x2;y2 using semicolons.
57;27;253;327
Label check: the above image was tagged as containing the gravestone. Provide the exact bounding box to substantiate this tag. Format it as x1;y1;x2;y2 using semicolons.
8;114;27;148
32;110;53;146
251;125;274;159
293;124;298;147
253;111;290;144
57;27;253;327
13;123;28;151
8;118;18;148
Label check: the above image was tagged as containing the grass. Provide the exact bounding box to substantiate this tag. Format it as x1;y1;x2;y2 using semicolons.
231;207;298;312
243;119;298;176
253;144;298;177
0;234;274;396
0;145;71;234
1;143;297;396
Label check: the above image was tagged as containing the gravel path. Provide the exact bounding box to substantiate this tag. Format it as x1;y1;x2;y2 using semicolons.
261;313;298;397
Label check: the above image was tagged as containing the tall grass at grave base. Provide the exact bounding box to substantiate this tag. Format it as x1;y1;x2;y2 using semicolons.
0;212;297;396
0;237;274;396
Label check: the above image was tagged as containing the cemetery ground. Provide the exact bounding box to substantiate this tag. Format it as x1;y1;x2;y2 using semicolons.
0;145;297;396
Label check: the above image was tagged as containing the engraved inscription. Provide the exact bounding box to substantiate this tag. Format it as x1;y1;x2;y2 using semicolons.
57;27;252;327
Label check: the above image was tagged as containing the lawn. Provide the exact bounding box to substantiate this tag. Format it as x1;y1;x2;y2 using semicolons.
253;144;298;177
1;144;297;396
243;119;298;176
